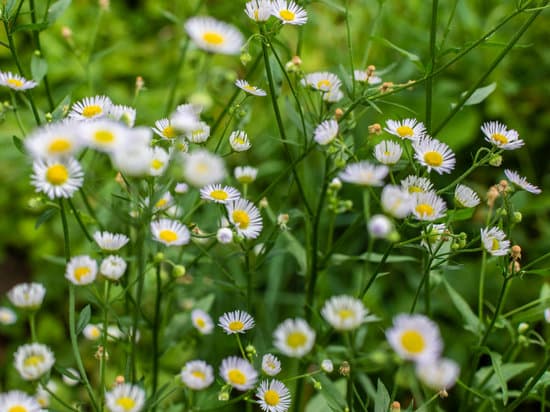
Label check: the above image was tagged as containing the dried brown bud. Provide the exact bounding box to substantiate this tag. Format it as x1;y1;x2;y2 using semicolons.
511;245;522;260
439;389;449;399
379;82;394;93
509;260;521;273
367;65;376;75
61;26;73;40
115;375;125;385
498;179;509;193
368;123;382;135
391;401;401;412
334;108;344;120
339;361;350;376
99;0;110;10
486;185;499;208
291;55;302;66
135;76;145;92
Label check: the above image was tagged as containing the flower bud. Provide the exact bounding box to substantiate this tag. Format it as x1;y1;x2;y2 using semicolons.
511;245;522;260
334;108;344;120
217;228;233;244
517;322;529;334
240;52;252;66
368;123;382;135
339;361;350;376
489;154;502;167
246;345;257;358
154;252;165;263
173;265;186;277
312;378;322;390
321;359;334;373
115;375;125;385
259;197;269;209
512;212;522;223
329;177;342;190
391;401;401;412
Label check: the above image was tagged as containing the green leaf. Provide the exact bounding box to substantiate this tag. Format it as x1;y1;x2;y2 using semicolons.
48;0;72;24
446;208;475;221
159;9;181;24
374;379;391;412
475;362;534;393
305;376;347;412
442;277;481;335
31;55;48;83
488;351;508;405
35;207;59;229
282;231;307;275
331;252;417;265
373;37;421;62
76;305;91;335
13;22;49;33
12;135;25;154
463;83;497;106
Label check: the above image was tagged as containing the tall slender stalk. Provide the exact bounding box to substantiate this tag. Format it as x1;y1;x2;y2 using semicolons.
425;0;438;132
29;0;54;110
151;262;163;411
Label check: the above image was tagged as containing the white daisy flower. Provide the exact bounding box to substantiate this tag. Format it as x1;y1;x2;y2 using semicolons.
339;161;389;187
93;231;129;251
0;390;42;412
152;118;181;140
321;359;334;373
235;166;258;184
65;255;98;285
170;110;201;135
229;130;252;152
226;199;263;239
25;121;83;160
186;121;210;144
8;283;46;310
368;214;393;239
110;128;153;176
256;379;292;412
401;175;434;194
31;157;84;199
200;184;240;204
454;184;481;208
236;79;267;96
174;182;189;194
148;147;170;176
373;140;403;165
83;323;102;341
245;0;272;22
176;103;203;117
69;95;113;121
220;356;258;391
385;118;426;141
480;227;510;256
191;309;214;335
108;104;136;127
61;368;80;386
481;121;524;150
381;185;412;219
100;255;127;281
0;71;37;90
386;314;442;363
81;119;131;153
35;383;54;408
416;358;460;391
504;169;542;195
313;120;338;145
420;223;448;250
413;137;456;175
271;0;308;25
262;354;282;376
321;295;370;331
14;343;56;380
151;191;173;212
105;383;145;412
353;70;369;82
182;150;226;187
184;16;244;55
151;219;190;246
273;318;315;358
217;227;234;244
411;191;447;221
301;72;341;93
218;310;255;334
323;87;344;103
0;306;17;325
181;360;214;390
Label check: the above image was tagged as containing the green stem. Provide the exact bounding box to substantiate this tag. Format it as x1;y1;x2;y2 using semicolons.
29;0;54;110
10;91;26;135
478;250;487;322
67;198;93;241
29;312;37;342
99;281;110;412
42;383;80;412
152;262;162;411
479;276;512;347
79;188;104;230
504;355;550;411
410;255;434;314
163;38;190;116
436;148;492;194
425;0;438;132
344;0;356;99
359;243;394;299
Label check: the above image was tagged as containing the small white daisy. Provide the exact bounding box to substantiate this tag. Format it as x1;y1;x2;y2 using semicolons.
413;137;456;175
0;71;37;90
0;306;17;325
110;128;153;176
229;130;252;152
339;161;389;187
62;368;80;386
386;314;442;363
301;72;341;93
184;16;244;55
31;157;84;199
226;199;263;239
35;383;53;408
256;379;292;412
69;95;113;121
105;383;145;412
191;309;214;335
151;219;190;246
262;354;282;376
235;79;267;96
25;121;83;160
152;191;174;212
100;255;127;281
152;118;181;140
108;104;136;127
420;223;448;250
411;191;447;221
273;318;315;358
14;343;56;381
381;185;412;219
416;358;460;391
176;103;203;117
504;169;542;195
182;150;226;187
186;121;211;144
245;0;272;22
368;214;393;239
65;255;98;285
481;121;524;150
181;360;214;390
373;140;403;165
321;295;370;331
81;119;131;153
217;227;234;244
8;283;46;310
480;227;510;256
235;166;258;184
385;118;426;141
0;390;42;412
149;147;170;176
323;87;344;103
313;120;339;145
83;323;102;341
174;182;189;194
200;184;240;204
218;310;255;334
170;110;201;135
353;70;369;82
454;184;481;208
401;175;434;194
271;0;308;25
220;356;258;391
93;231;129;251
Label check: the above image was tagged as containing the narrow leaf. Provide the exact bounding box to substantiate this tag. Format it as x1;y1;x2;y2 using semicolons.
76;305;91;335
463;82;497;106
488;351;508;405
374;379;391;412
31;55;48;83
13;22;49;33
35;207;59;229
442;278;481;335
12;135;25;154
48;0;72;24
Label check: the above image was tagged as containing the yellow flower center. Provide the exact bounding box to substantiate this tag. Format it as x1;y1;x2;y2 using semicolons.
228;320;244;331
7;78;24;88
90;327;101;339
192;129;204;138
191;370;206;380
408;186;423;193
396;125;414;138
195;317;206;328
264;389;280;406
338;309;354;319
228;369;246;385
244;84;256;92
23;354;44;367
210;190;228;201
423;151;443;167
82;105;102;118
415;203;434;217
279;9;296;21
151;159;164;170
232;210;250;229
94;130;115;144
491;238;500;251
46;164;69;185
116;397;136;411
163;125;176;139
202;32;224;45
74;266;91;282
159;229;178;243
491;132;508;144
286;331;307;349
155;198;168;209
316;79;331;90
48;138;72;153
401;330;426;354
9;406;28;412
253;10;259;20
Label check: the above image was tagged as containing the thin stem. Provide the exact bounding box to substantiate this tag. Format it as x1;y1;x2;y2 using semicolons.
67;198;93;241
163;38;190;116
425;0;438;132
151;262;162;411
344;0;356;99
410;256;434;314
505;355;550;411
42;383;80;412
29;312;37;342
99;281;111;412
29;0;54;110
79;188;104;230
478;250;487;322
10;91;26;136
479;276;511;347
359;243;394;299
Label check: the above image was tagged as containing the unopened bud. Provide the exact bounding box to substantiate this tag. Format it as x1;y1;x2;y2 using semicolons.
439;389;448;399
240;52;252;66
339;361;350;376
334;108;344;120
367;65;376;75
217;227;233;244
27;196;45;211
259;197;269;209
99;0;110;10
115;375;125;385
321;359;334;373
154;252;165;263
513;212;522;223
509;260;521;274
368;123;382;135
329;177;342;190
489;154;502;167
511;245;522;260
61;26;73;40
486;186;499;208
379;82;394;93
391;401;401;412
498;179;509;193
311;378;322;390
517;322;529;334
135;76;145;92
218;391;230;401
277;213;289;230
292;55;302;66
173;265;186;277
245;345;257;357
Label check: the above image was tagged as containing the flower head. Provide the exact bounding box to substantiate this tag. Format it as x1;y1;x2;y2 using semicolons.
148;147;170;176
108;104;136;127
100;255;127;281
181;360;214;390
93;231;129;251
385;119;426;141
235;166;258;184
339;161;389;187
411;191;447;221
381;185;412;219
226;199;263;239
321;295;370;331
69;95;113;121
81;119;132;153
65;255;98;285
504;169;541;195
0;306;17;325
8;283;46;310
182;150;226;187
273;318;315;358
454;184;481;208
413;137;456;175
220;356;258;391
191;309;214;335
0;71;37;90
245;0;272;22
151;219;190;246
481;121;524;150
185;121;211;144
256;379;292;412
83;324;102;341
229;130;252;152
374;140;403;165
301;72;341;93
105;383;145;412
271;0;308;25
153;118;181;140
0;390;43;412
14;343;55;380
31;157;84;199
386;314;442;363
262;354;282;376
401;175;434;194
236;79;267;96
25;121;83;160
184;17;244;55
313;120;339;145
416;358;460;391
480;227;510;256
218;310;255;334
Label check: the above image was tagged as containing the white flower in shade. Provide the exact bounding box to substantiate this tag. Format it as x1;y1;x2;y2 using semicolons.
0;307;17;325
353;70;369;82
0;71;37;90
181;360;214;390
480;227;510;256
62;368;80;386
93;231;129;251
314;120;338;145
454;184;481;208
14;343;55;380
416;358;460;391
235;166;258;184
184;16;244;55
386;314;442;363
256;379;292;412
273;318;315;358
504;169;542;195
0;390;42;412
245;0;272;22
149;147;170;176
323;87;344;103
81;119;131;153
401;175;434;194
153;118;180;140
182;150;226;187
186;121;211;144
31;157;84;199
226;199;263;239
339;161;389;187
100;255;127;281
220;356;258;391
236;79;267;96
69;95;113;121
108;104;136;127
229;130;252;152
413;137;456;175
25;121;83;160
262;354;282;376
65;255;98;285
105;383;145;412
373;140;403;165
200;184;240;204
83;324;102;341
368;214;393;239
217;227;234;244
151;219;190;246
301;72;341;93
385;118;426;141
35;383;54;408
321;295;370;331
8;283;46;310
381;185;412;219
321;359;334;373
271;0;308;25
218;310;255;334
420;224;448;250
481;121;524;150
111;128;153;176
411;191;447;221
175;182;189;194
191;309;214;335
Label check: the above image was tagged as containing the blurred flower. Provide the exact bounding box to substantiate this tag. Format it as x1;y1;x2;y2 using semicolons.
480;227;510;256
191;309;214;335
385;119;425;141
153;118;180;140
235;79;267;96
416;358;460;391
100;255;127;281
314;120;338;145
256;379;292;412
0;71;37;90
108;104;136;127
31;157;84;199
151;219;190;246
61;368;80;386
454;184;481;208
65;255;98;285
14;343;55;380
411;191;447;221
25;121;83;160
181;360;214;390
218;310;255;335
273;318;315;358
401;175;434;194
1;390;42;412
83;324;102;340
262;354;282;376
69;95;112;121
374;140;403;165
321;295;370;331
0;306;17;325
381;185;412;219
105;383;145;412
8;283;46;310
481;121;524;150
226;199;263;239
185;121;210;144
93;231;129;251
339;161;388;187
368;214;394;239
216;227;234;244
184;17;244;55
148;147;170;176
271;0;308;25
386;314;442;363
235;166;258;184
219;356;258;391
504;169;541;195
413;137;456;175
182;150;226;187
321;359;334;373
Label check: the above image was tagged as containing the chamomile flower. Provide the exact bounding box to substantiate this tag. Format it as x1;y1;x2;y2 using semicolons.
105;383;145;412
480;227;510;256
273;318;315;358
83;324;102;340
65;255;98;285
200;184;240;204
256;379;292;412
413;137;456;175
100;255;127;281
262;354;282;376
381;185;412;219
218;310;255;334
8;283;46;310
108;104;136;127
339;161;389;187
25;121;83;160
153;118;180;140
0;71;37;90
181;360;214;390
69;95;112;121
385;118;426;141
149;147;170;176
481;121;524;150
271;0;308;25
191;309;214;335
93;231;129;251
184;17;244;55
0;307;17;325
374;140;403;165
321;295;370;331
31;157;84;199
182;150;226;187
245;0;272;22
368;214;394;239
151;219;190;246
454;184;481;208
14;343;56;380
235;166;258;184
226;199;263;239
229;130;252;152
220;356;258;391
411;191;447;221
301;72;341;93
0;390;42;412
416;358;460;391
236;79;267;96
81;119;131;153
186;121;210;143
401;175;434;194
386;314;442;363
504;169;542;195
313;119;339;145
